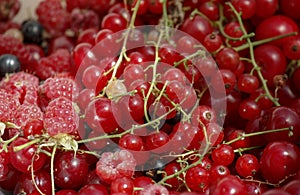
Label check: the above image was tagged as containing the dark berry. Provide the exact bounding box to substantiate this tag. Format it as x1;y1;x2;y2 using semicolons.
21;19;44;44
0;54;21;77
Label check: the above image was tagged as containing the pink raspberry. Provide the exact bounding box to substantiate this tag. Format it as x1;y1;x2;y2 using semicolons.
36;49;73;80
36;0;71;37
39;77;79;102
96;150;136;184
0;88;20;123
44;97;79;136
0;72;39;104
13;104;43;129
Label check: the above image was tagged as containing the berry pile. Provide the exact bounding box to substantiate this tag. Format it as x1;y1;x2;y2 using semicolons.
1;0;300;194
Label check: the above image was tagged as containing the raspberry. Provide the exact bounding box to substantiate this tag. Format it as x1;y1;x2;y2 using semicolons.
0;35;36;72
139;184;169;195
71;8;100;35
36;49;73;80
44;97;79;136
13;104;43;129
0;88;20;123
96;150;136;184
0;71;39;104
0;0;20;22
39;77;79;102
36;0;71;37
0;21;20;34
66;0;112;15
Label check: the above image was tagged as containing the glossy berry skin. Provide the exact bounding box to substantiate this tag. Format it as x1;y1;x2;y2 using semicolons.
283;35;300;60
255;15;299;47
0;54;21;77
209;164;230;184
235;154;259;178
216;48;240;71
14;170;52;195
211;175;246;195
254;44;287;87
259;106;300;143
54;151;89;190
211;144;235;166
101;13;127;33
180;15;213;44
21;19;44;44
78;184;108;195
185;165;210;192
110;177;134;194
238;99;261;120
9;137;47;174
280;0;300;20
231;0;256;19
282;179;300;195
260;141;300;184
254;0;278;18
211;69;237;94
237;74;259;93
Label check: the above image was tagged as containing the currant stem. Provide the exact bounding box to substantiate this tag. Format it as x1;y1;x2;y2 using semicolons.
235;32;298;52
225;2;280;106
13;137;42;152
50;144;57;195
224;126;292;145
105;0;141;95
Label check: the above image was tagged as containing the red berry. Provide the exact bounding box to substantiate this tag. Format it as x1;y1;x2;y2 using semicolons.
36;0;71;37
36;49;73;80
44;97;79;136
96;150;136;184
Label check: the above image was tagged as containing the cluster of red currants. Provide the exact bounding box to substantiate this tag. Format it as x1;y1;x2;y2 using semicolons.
0;0;300;195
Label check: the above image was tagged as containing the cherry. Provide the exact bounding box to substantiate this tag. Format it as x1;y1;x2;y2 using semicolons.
227;129;250;149
211;175;247;195
55;189;78;195
215;47;240;71
203;33;223;53
133;176;155;195
209;164;230;184
259;141;300;184
185;164;210;192
163;162;183;190
211;69;237;94
237;73;259;93
259;106;300;143
231;0;256;19
235;154;259;178
262;189;290;195
145;131;170;153
282;179;300;195
176;35;198;54
254;0;278;18
148;0;164;14
110;177;134;194
255;15;299;47
9;137;47;174
211;144;235;166
78;184;108;195
199;1;219;21
283;35;300;60
254;44;287;87
191;105;217;127
14;170;52;195
180;15;213;44
238;99;261;120
101;13;127;33
223;22;246;47
279;0;300;20
54;151;89;190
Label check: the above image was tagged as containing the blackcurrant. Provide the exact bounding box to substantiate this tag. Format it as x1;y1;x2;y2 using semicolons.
0;54;21;77
21;19;44;44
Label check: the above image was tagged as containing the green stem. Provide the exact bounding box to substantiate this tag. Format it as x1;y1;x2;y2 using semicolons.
50;144;57;195
235;32;298;52
225;126;292;145
226;2;280;106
